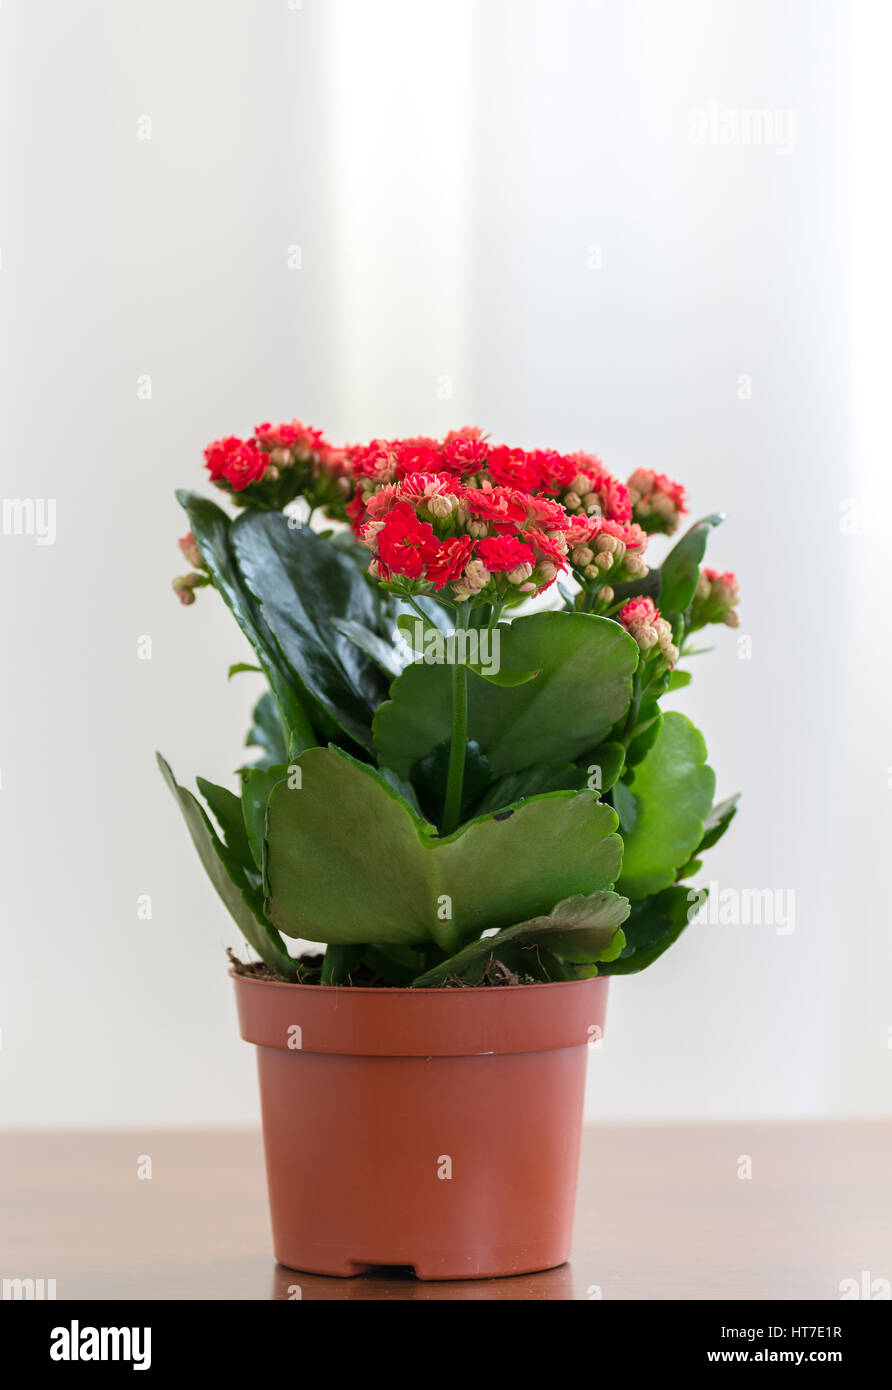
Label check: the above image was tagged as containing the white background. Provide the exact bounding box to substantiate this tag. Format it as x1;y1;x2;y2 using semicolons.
2;0;889;1127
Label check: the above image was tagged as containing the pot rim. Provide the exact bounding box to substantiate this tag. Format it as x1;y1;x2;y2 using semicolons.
231;969;609;1056
228;968;596;995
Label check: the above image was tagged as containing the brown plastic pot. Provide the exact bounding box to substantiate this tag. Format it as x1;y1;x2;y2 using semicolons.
233;972;608;1281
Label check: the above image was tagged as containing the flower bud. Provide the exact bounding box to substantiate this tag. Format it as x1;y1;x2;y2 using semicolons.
427;494;454;519
583;564;599;580
463;559;491;593
581;494;602;516
506;562;534;585
571;546;594;567
172;573;203;606
599;586;614;604
468;520;489;539
563;491;582;511
178;532;203;569
570;473;591;495
624;555;648;577
595;551;614;571
537;562;558;584
723;609;740;628
595;533;623;555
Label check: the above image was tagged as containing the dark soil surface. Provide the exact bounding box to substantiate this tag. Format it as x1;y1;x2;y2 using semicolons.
227;948;537;988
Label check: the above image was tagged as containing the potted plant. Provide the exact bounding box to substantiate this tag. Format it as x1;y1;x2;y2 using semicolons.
161;421;740;1280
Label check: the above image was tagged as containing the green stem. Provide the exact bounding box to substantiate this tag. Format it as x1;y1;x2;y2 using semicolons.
441;603;470;835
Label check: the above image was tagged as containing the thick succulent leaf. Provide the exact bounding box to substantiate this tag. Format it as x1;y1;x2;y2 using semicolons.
231;512;390;751
240;764;287;869
396;614;541;687
196;777;256;875
373;611;638;778
264;746;622;951
611;779;638;833
577;741;626;795
618;712;715;898
666;668;692;692
658;513;724;615
474;762;584;816
413;739;493;825
157;753;298;978
412;891;630;986
330;617;405;679
625;701;663;767
245;691;289;768
598;885;695;974
177;492;316;753
698;793;741;852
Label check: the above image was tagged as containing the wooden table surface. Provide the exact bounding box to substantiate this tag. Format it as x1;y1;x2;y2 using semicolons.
1;1122;889;1300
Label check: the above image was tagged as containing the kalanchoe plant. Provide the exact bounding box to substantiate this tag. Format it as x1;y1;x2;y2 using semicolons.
162;420;740;987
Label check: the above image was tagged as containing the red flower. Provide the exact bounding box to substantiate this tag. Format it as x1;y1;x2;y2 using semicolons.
464;484;530;528
253;419;327;455
529;449;578;494
204;436;268;490
487;447;540;492
375;502;437;580
476;535;536;573
204;435;244;481
394;439;443;478
222;441;268;491
441;433;490;473
425;535;474;589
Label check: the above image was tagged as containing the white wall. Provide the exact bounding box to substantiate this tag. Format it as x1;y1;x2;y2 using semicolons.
1;0;884;1127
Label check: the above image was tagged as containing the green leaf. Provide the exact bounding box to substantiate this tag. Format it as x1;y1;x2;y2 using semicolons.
362;944;425;986
625;702;663;767
412;739;493;825
474;762;585;817
611;779;639;833
330;617;405;680
240;764;287;869
177;492;316;754
666;668;692;692
396;614;541;687
577;741;626;795
412;891;630;986
264;745;622;952
598;885;695;975
617;712;716;899
658;513;724;615
196;777;256;876
699;793;741;852
374;611;638;779
231;511;390;751
228;662;263;679
157;753;298;978
245;691;289;768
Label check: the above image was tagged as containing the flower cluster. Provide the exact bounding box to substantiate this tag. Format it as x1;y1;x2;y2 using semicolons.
690;568;740;630
181;419;715;627
360;473;575;605
627;468;687;535
204;418;348;513
618;596;679;666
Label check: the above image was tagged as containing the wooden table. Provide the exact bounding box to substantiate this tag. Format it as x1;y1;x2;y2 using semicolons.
1;1122;889;1300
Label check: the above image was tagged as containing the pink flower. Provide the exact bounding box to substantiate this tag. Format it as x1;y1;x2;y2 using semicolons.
627;468;687;534
619;596;678;662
